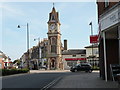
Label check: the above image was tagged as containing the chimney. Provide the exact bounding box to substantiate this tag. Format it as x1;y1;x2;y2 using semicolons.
64;39;67;50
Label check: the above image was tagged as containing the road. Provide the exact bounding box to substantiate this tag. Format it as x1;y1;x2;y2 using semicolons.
2;71;67;89
2;70;117;89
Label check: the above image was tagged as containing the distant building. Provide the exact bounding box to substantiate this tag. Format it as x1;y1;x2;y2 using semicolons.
0;51;5;69
62;49;86;70
30;46;39;70
0;51;12;69
97;1;120;81
20;52;28;69
20;38;49;70
85;44;99;67
40;38;48;68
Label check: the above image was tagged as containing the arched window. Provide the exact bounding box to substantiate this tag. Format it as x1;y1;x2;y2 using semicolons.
51;37;56;45
51;45;56;53
51;15;55;20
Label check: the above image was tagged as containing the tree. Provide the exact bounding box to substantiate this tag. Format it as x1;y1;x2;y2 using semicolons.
13;59;20;66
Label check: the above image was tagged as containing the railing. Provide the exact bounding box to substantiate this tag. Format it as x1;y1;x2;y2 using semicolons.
110;64;120;82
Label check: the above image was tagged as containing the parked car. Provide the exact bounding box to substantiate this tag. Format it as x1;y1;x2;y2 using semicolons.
70;63;93;73
40;66;47;70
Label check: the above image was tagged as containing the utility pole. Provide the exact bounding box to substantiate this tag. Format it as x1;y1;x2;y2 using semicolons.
18;23;30;71
89;22;94;67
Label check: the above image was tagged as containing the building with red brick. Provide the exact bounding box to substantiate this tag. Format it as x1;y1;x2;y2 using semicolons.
0;51;12;69
97;0;120;81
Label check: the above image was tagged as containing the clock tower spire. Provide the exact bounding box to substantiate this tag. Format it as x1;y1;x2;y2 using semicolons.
47;4;63;70
47;4;60;25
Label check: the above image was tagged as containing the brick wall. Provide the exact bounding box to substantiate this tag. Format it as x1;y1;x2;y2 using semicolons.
97;2;118;19
0;59;4;69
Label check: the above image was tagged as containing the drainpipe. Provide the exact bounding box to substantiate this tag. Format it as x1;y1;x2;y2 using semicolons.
103;32;108;82
118;26;120;64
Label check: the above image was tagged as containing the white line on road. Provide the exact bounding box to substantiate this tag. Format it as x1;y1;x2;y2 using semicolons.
41;76;62;90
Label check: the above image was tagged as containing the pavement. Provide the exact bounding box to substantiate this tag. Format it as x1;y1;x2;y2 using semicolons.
51;70;119;88
30;70;119;88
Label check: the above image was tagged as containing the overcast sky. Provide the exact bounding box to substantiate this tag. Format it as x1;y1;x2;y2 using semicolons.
0;1;98;61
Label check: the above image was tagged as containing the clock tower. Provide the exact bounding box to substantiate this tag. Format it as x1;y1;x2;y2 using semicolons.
47;6;63;70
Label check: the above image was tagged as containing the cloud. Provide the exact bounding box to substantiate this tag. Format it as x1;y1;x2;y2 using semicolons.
1;3;25;17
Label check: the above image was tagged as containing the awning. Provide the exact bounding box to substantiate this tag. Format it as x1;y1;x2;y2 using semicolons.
65;58;86;61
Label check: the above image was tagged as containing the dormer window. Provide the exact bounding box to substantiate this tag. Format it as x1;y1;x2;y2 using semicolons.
105;0;109;8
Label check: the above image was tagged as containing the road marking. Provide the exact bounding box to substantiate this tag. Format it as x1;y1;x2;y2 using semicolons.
41;76;62;90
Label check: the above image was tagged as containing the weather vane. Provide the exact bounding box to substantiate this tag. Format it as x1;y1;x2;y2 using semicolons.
53;2;55;7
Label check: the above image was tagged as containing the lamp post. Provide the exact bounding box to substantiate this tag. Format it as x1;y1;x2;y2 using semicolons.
34;37;41;69
18;23;30;70
89;22;94;67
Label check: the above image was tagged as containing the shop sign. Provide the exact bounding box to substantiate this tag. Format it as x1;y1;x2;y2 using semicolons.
99;6;120;31
90;35;98;43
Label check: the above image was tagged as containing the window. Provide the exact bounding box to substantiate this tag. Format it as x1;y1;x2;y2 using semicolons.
81;55;85;56
0;56;2;58
72;55;76;57
0;63;2;69
105;0;109;8
51;37;56;45
51;45;56;53
52;15;55;20
95;51;99;54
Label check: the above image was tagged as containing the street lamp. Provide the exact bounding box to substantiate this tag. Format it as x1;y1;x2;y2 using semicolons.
34;37;41;69
89;22;94;67
17;23;30;70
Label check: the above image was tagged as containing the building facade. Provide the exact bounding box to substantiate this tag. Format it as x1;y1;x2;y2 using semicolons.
40;38;48;68
0;51;12;69
47;6;63;70
62;49;86;70
20;38;48;70
0;51;5;69
97;1;120;81
20;52;29;69
85;44;99;68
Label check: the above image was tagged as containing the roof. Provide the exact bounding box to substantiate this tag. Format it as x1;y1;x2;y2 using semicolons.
0;50;3;53
85;44;98;48
62;49;86;55
48;6;60;24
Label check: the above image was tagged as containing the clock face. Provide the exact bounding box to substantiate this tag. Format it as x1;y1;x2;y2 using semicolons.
50;24;56;30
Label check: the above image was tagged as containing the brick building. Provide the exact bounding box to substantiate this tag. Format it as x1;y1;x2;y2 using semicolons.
0;51;12;69
97;0;120;81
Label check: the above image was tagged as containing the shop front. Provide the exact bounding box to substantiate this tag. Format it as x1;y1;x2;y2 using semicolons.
99;3;120;81
64;58;86;70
